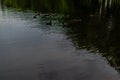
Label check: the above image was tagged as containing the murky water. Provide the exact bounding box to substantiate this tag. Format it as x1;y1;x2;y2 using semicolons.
0;3;120;80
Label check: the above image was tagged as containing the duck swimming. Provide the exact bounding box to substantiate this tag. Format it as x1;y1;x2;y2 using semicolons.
33;15;37;18
46;20;52;25
33;13;40;18
62;19;82;26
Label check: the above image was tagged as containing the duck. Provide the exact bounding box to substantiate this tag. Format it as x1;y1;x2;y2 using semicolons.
62;21;68;26
46;20;52;25
33;13;40;18
69;19;82;23
42;13;54;18
89;14;95;17
62;19;82;27
33;15;37;18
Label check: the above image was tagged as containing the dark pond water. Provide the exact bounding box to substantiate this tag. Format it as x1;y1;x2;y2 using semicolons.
0;0;120;80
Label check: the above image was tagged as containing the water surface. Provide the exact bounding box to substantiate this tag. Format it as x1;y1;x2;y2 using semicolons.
0;3;120;80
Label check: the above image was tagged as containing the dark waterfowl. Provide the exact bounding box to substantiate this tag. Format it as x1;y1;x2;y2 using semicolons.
62;22;68;26
42;13;53;18
69;19;82;23
62;19;82;27
46;20;52;25
33;15;37;18
89;14;95;17
33;13;40;18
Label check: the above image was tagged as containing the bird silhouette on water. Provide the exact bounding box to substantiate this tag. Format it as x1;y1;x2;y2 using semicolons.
46;20;52;25
33;13;40;18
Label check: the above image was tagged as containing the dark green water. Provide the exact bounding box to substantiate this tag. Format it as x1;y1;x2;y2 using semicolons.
0;0;120;80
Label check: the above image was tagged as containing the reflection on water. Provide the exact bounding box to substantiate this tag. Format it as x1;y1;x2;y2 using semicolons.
0;0;120;80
